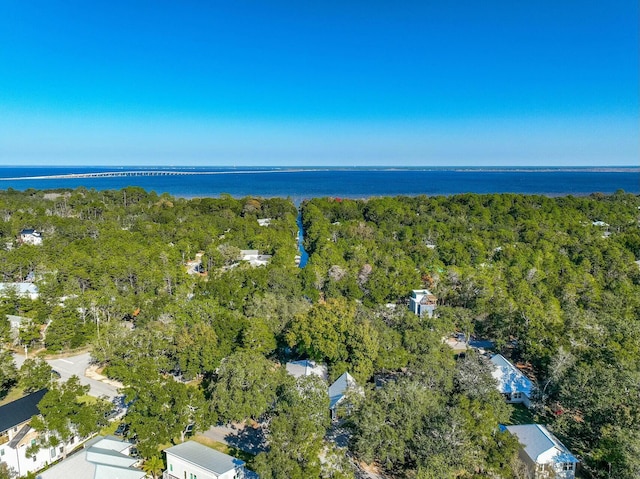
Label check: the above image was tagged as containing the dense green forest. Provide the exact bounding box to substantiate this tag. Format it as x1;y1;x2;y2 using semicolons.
0;188;639;479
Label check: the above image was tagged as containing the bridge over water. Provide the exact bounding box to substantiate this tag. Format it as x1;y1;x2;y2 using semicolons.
0;169;306;181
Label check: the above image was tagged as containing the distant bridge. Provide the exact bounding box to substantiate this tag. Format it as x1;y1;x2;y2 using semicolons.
0;169;307;181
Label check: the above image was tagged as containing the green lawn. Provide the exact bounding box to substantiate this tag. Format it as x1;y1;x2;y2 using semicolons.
99;420;120;437
192;435;256;466
505;403;536;425
0;386;25;406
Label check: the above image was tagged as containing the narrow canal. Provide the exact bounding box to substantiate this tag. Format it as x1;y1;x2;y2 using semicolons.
296;209;309;268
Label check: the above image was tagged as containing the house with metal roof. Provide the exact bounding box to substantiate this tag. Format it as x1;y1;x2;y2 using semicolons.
490;354;535;407
503;424;578;479
163;441;246;479
285;360;328;382
0;282;39;300
0;389;67;477
36;435;144;479
328;372;361;421
409;289;437;318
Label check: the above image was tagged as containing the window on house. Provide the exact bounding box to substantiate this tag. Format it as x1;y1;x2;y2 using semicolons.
70;437;74;445
50;448;56;458
563;463;574;471
0;448;4;456
31;439;36;446
169;464;173;471
59;447;64;454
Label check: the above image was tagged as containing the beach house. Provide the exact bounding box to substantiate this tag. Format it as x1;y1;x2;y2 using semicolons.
19;229;43;246
163;441;246;479
0;389;75;478
490;354;535;407
409;289;437;318
503;424;578;479
36;435;144;479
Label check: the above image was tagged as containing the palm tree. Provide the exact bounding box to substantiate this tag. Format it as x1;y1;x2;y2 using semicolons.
142;455;165;479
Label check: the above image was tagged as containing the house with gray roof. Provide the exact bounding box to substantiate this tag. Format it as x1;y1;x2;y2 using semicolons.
36;435;144;479
285;360;328;382
503;424;578;479
328;372;361;421
163;441;246;479
490;354;535;407
0;389;83;478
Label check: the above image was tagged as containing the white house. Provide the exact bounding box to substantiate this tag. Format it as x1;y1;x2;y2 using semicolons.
257;218;271;227
490;354;535;408
164;441;246;479
409;289;437;318
19;229;43;246
0;282;39;300
328;372;361;421
37;435;144;479
285;360;328;382
0;389;79;478
504;424;578;479
6;315;25;341
239;250;272;267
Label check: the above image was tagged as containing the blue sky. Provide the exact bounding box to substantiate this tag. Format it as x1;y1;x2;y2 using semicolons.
0;1;637;166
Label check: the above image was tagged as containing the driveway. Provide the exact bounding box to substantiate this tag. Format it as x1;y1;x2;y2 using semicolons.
12;351;120;399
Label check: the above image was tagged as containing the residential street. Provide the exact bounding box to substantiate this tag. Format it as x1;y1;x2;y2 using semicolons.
12;351;120;399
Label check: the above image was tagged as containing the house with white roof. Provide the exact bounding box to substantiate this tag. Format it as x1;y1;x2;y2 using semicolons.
285;360;328;382
328;372;361;421
0;282;39;300
239;250;272;267
163;440;246;479
504;424;578;479
36;435;144;479
490;354;535;407
409;289;437;318
257;218;271;227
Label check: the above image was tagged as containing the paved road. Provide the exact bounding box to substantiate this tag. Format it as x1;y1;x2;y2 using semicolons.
13;351;120;399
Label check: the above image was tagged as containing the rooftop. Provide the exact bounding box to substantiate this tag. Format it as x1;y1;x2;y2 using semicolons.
164;441;245;475
505;424;578;464
0;282;39;296
37;435;143;479
329;372;358;410
490;354;534;396
285;360;328;381
0;388;47;433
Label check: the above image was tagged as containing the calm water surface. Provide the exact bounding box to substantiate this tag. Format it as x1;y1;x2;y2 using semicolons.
0;167;637;201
